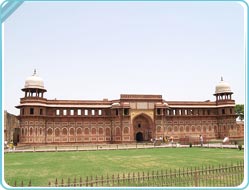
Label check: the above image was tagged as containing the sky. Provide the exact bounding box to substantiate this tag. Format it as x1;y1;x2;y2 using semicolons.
3;1;246;115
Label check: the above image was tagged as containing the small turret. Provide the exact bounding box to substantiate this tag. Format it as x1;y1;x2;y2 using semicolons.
21;69;46;98
214;77;233;101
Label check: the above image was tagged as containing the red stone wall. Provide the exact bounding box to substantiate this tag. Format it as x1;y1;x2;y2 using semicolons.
17;96;244;144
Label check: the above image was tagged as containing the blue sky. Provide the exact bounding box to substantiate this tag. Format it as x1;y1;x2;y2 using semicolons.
3;1;246;115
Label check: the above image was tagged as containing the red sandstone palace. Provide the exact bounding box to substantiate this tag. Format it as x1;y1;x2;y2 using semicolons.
16;71;244;144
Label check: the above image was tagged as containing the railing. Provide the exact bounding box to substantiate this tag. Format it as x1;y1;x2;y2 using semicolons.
6;143;169;152
48;162;244;187
9;180;32;187
5;138;243;152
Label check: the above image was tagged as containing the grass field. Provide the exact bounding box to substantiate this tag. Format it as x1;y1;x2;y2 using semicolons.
4;147;244;186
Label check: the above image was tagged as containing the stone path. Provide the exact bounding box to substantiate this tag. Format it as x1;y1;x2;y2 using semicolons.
4;143;243;153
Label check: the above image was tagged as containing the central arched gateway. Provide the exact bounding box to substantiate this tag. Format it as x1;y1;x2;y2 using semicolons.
136;132;143;141
133;114;154;142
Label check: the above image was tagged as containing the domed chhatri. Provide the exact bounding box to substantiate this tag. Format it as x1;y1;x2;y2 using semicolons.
213;77;233;102
21;69;46;99
215;77;233;95
23;69;46;90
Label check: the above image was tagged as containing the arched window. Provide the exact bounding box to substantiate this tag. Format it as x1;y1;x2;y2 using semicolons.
192;126;195;132
174;126;178;132
106;128;110;136
203;126;206;132
69;128;75;135
157;126;161;132
62;128;67;135
186;126;189;132
115;127;121;136
99;128;104;135
180;126;184;132
124;127;129;134
84;128;89;135
55;128;60;137
47;128;53;135
29;128;33;136
168;127;172;132
197;126;201;132
77;128;82;135
92;128;96;135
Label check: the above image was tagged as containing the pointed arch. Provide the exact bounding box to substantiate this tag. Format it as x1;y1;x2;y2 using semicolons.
132;113;154;141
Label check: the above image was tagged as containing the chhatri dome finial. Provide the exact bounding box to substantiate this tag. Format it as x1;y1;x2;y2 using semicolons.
23;69;46;90
215;76;232;94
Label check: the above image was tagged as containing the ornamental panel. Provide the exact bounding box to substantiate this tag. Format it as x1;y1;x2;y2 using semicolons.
130;110;154;122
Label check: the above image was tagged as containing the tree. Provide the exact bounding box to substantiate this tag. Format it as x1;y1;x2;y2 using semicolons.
235;104;244;121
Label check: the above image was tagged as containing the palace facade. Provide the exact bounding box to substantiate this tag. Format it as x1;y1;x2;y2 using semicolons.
16;71;244;144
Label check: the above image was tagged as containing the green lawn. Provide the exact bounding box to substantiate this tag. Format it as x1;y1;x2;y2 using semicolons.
4;147;244;187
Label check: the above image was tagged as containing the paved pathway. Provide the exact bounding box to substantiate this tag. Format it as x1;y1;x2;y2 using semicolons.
4;143;243;153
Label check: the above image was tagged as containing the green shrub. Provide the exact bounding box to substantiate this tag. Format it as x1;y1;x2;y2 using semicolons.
238;144;242;151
